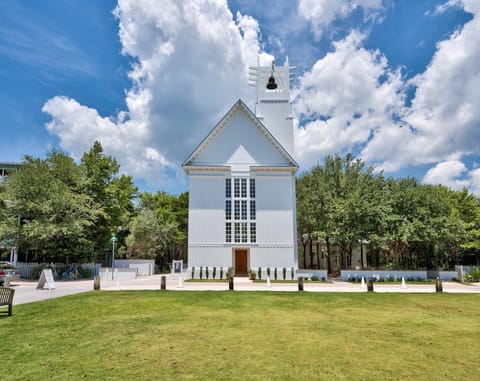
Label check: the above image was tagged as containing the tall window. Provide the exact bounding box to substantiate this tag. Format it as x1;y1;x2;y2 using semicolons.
226;222;232;243
241;179;247;198
225;177;257;243
250;223;256;243
234;200;240;220
226;178;231;198
225;200;231;220
234;178;240;198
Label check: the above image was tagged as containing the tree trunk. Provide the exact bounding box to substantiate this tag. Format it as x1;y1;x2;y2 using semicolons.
326;237;332;274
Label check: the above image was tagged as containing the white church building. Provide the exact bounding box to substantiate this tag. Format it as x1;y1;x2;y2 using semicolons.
182;59;298;276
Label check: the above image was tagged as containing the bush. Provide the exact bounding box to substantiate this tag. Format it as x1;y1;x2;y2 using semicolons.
465;268;480;282
31;266;43;280
283;267;286;280
200;267;203;280
78;267;92;279
258;267;262;280
311;275;319;281
206;267;209;279
213;267;216;280
267;268;271;278
220;268;223;280
274;268;278;280
191;267;195;279
248;269;256;280
226;267;234;279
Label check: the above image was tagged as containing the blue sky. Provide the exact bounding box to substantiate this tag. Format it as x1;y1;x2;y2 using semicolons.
1;0;479;194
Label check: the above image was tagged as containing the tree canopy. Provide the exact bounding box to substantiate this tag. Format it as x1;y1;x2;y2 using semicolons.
297;154;480;270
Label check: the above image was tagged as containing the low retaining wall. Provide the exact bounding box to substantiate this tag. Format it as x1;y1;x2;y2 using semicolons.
296;270;328;281
342;270;428;281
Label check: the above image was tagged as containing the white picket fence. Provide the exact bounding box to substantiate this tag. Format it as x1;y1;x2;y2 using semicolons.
16;262;99;280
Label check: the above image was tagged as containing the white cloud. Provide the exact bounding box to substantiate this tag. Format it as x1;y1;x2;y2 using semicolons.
293;31;405;166
422;160;470;190
469;167;480;195
297;0;385;38
423;160;480;196
403;4;480;162
42;0;270;190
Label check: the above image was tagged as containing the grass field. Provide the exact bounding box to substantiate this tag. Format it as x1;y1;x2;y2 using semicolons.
1;291;479;380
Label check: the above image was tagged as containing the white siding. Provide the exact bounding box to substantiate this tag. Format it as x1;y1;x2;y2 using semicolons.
188;175;224;244
256;174;295;245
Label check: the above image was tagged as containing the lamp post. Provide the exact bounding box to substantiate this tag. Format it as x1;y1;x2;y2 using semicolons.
110;235;117;280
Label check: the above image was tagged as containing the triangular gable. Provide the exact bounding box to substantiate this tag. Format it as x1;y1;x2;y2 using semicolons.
182;99;298;170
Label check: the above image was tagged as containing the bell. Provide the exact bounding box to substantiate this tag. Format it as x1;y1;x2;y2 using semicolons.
266;75;277;90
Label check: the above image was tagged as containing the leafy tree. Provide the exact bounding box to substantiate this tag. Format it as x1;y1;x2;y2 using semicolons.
3;151;103;262
129;191;188;270
80;141;137;259
126;208;180;269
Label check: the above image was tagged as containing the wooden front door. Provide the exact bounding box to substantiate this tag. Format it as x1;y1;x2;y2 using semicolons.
235;249;248;275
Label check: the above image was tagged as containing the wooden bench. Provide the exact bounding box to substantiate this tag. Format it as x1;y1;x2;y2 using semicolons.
0;286;15;316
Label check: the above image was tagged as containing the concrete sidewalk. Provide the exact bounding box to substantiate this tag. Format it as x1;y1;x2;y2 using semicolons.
9;275;480;306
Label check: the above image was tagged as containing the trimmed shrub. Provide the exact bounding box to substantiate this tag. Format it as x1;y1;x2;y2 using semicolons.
191;267;195;279
200;267;203;280
213;267;217;280
206;267;209;279
283;267;286;280
258;267;262;280
274;268;278;280
220;268;223;280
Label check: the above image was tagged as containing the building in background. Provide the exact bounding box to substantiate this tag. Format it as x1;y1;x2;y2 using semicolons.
183;59;298;276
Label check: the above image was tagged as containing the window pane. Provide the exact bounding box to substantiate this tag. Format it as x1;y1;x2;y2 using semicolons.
234;200;240;220
250;178;255;198
241;223;248;243
241;178;247;198
250;223;256;243
241;200;247;220
225;178;231;198
225;200;231;220
250;200;256;220
234;178;240;198
226;222;231;242
234;223;240;243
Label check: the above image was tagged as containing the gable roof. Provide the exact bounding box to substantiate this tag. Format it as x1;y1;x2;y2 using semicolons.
182;99;298;170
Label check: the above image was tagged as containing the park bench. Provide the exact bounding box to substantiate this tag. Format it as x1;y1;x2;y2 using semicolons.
0;286;15;316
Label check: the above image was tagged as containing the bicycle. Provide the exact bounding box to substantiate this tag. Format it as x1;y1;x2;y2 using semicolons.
61;265;82;280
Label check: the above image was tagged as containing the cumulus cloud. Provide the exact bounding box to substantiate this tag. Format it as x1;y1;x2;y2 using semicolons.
297;0;385;38
42;0;271;190
294;0;480;196
402;1;480;166
423;160;470;190
293;31;405;166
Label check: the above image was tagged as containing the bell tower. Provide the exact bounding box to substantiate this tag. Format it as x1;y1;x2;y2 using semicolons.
249;57;295;156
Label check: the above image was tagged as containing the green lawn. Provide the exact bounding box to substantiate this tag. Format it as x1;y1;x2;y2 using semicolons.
1;292;479;380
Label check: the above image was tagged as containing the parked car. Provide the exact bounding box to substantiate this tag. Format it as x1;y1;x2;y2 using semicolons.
0;261;20;286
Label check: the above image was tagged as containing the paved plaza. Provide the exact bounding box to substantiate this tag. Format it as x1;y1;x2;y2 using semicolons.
7;274;480;306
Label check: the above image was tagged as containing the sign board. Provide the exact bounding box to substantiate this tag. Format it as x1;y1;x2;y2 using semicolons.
172;260;183;274
36;269;56;290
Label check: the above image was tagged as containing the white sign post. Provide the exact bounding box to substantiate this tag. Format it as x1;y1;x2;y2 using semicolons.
37;269;56;290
